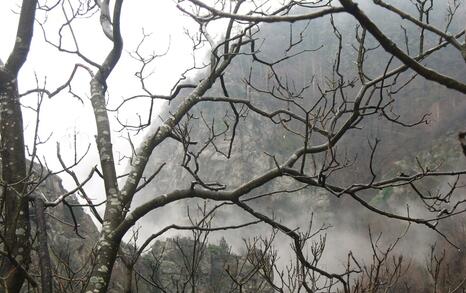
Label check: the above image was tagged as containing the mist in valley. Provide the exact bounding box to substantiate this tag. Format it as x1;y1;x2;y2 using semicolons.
126;1;466;291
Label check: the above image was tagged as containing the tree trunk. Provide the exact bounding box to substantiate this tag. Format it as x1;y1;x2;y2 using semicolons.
85;233;119;292
0;77;31;292
34;195;52;293
0;0;37;288
84;78;125;293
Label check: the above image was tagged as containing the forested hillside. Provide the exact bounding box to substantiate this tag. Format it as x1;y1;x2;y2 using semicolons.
130;1;466;291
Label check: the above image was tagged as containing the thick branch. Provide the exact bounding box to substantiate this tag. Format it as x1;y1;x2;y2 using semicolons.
186;0;345;23
95;0;114;41
338;0;466;94
95;0;124;83
120;54;235;206
373;0;464;55
5;0;38;75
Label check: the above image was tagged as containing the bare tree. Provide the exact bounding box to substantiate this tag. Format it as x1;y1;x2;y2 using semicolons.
0;0;38;291
1;0;466;292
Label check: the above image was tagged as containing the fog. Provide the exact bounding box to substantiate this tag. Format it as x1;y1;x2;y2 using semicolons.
1;0;466;290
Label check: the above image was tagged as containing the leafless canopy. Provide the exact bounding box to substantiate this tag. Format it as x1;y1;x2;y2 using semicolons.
0;0;465;292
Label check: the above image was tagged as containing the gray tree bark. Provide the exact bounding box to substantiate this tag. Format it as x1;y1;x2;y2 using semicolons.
0;0;37;291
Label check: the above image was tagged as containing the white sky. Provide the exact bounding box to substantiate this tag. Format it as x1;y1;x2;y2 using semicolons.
0;0;300;189
0;0;212;204
0;1;256;240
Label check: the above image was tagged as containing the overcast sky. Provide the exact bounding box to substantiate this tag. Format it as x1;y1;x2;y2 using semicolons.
0;1;213;202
